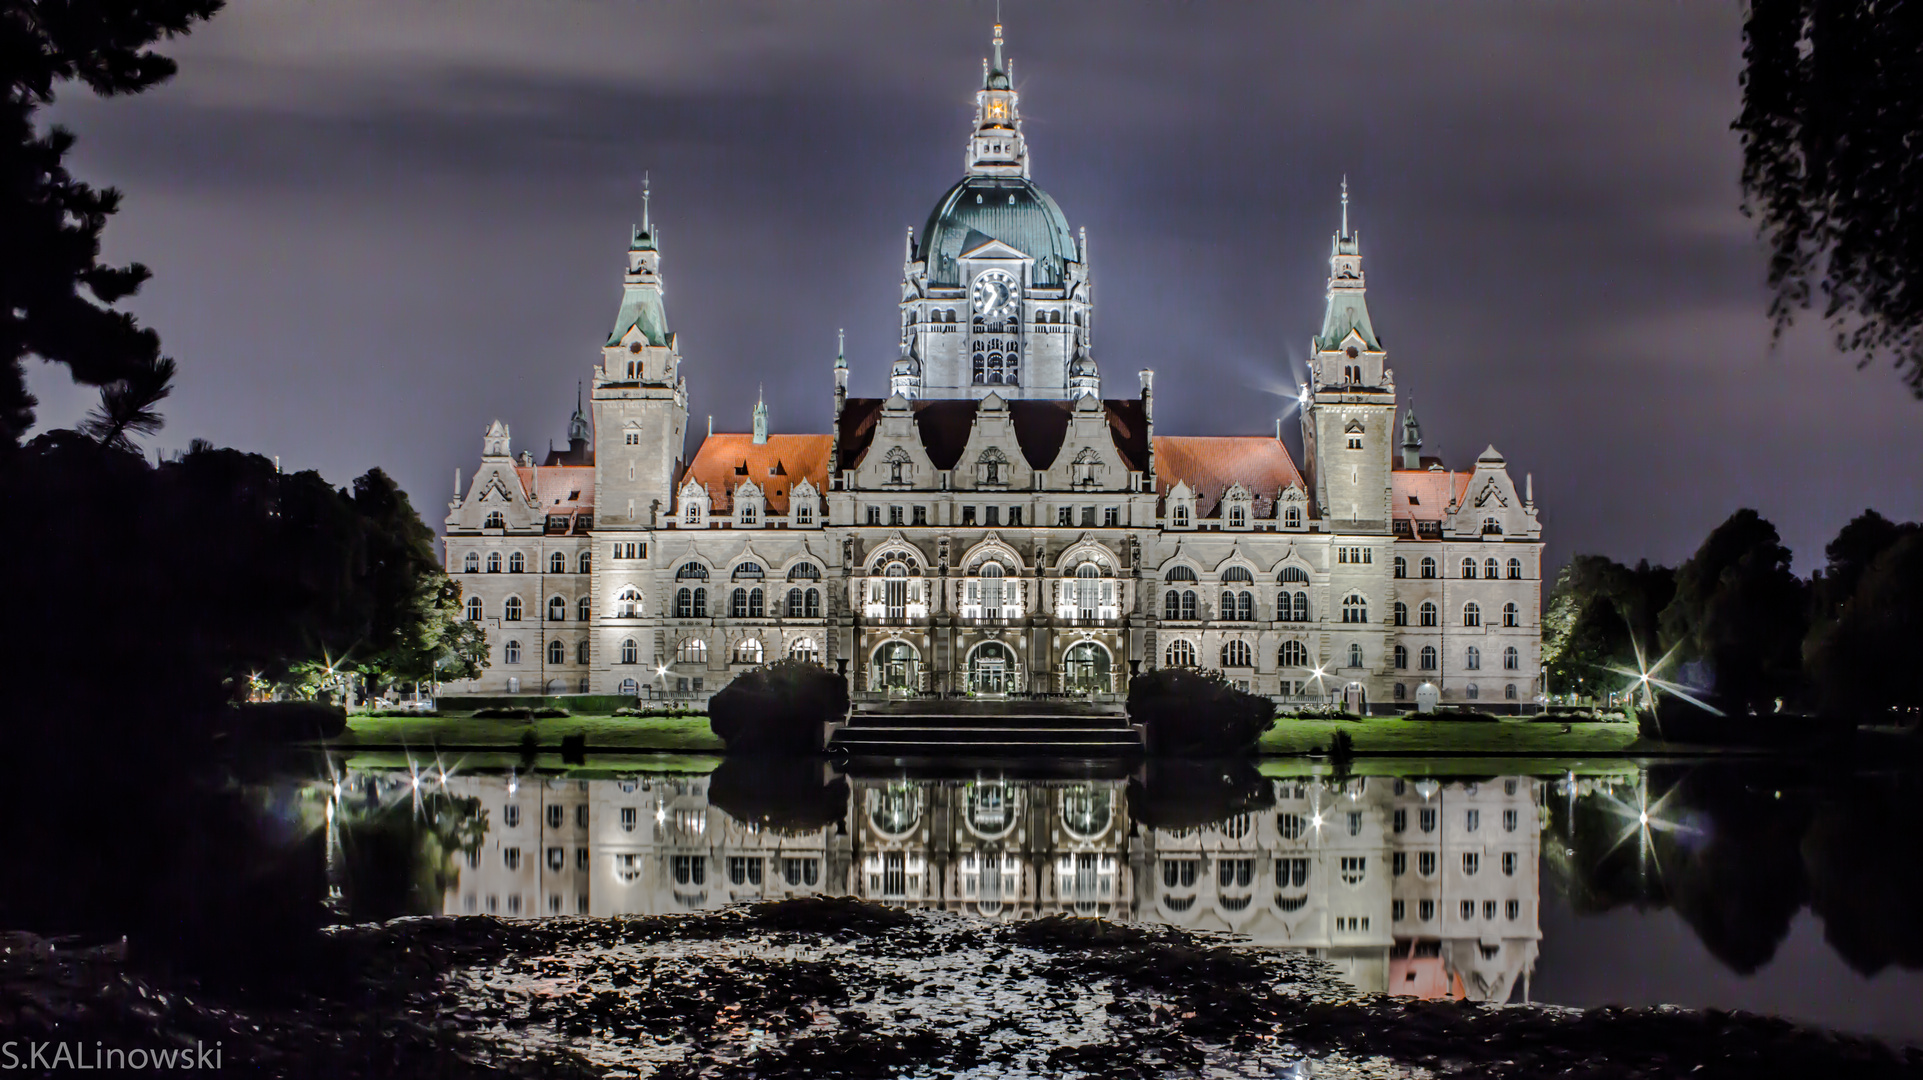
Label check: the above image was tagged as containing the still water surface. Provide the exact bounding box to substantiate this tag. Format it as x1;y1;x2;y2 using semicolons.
313;758;1923;1045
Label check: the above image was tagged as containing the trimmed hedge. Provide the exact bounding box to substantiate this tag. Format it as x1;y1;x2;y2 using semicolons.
436;693;635;713
708;660;849;755
1127;668;1276;756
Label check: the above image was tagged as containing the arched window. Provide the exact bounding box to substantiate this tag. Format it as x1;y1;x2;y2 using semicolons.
620;638;638;664
579;551;592;574
577;640;590;665
548;640;566;665
1394;644;1408;669
749;587;765;618
676;638;707;664
463;551;480;573
731;588;749;618
1466;683;1480;699
1164;590;1181;620
1419;645;1437;670
805;588;821;617
788;562;821;581
503;640;522;664
675;588;692;618
486;552;502;574
676;562;709;581
1419;601;1438;627
484;511;505;530
1393;556;1406;579
465;596;483;621
1279;566;1310;585
978;562;1006;614
1166;639;1197;668
1508;558;1523;580
1348;643;1364;668
1485;557;1501;580
1503;646;1520;671
1463;602;1481;627
1502;602;1520;628
577;596;591;621
1221;590;1253;621
1223;566;1254;584
1222;641;1253;668
548;596;567;621
1420;557;1437;579
1165;565;1198;582
1393;601;1408;626
1181;590;1197;620
1288;591;1309;621
789;637;821;664
787;587;804;617
618;677;638;696
1466;646;1482;670
503;597;523;622
1461;558;1477;579
615;587;641;619
508;552;525;574
549;551;566;574
733;562;764;581
735;638;764;664
1505;683;1518;700
1280;640;1310;667
1341;594;1368;624
692;588;706;618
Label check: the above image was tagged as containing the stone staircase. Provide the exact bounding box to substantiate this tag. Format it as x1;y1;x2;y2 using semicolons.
830;699;1144;759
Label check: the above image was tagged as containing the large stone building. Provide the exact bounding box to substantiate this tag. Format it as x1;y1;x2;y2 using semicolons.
442;24;1543;713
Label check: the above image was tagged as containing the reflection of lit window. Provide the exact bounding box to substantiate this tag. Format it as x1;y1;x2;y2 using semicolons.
1463;852;1480;876
615;854;641;883
1278;813;1306;840
1502;851;1518;876
1339;856;1366;885
619;807;636;832
1418;899;1435;921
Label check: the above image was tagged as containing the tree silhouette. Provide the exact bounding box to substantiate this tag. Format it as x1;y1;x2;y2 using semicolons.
1735;1;1923;396
1;0;222;446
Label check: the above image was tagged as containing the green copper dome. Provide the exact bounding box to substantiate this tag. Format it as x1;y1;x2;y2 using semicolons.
917;176;1078;288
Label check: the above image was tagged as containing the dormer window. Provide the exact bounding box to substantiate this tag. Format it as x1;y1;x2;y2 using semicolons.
740;503;757;526
1347;435;1363;450
796;504;813;525
684;503;700;525
1229;505;1246;528
1343;365;1362;385
484;511;505;530
1172;506;1189;528
1284;505;1303;528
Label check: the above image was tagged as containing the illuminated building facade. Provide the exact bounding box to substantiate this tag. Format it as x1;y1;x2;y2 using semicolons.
441;23;1544;713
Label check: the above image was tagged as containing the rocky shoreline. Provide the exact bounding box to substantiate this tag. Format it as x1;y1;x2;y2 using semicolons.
3;900;1918;1078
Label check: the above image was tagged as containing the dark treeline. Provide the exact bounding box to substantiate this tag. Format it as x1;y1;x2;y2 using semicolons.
1548;763;1923;978
1544;509;1923;719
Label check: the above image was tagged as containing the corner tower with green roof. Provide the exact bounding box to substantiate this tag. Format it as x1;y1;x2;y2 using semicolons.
1301;179;1395;533
593;187;688;531
896;22;1096;400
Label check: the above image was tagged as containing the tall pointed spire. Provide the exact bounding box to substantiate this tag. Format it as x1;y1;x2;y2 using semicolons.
1340;174;1349;239
1316;176;1378;351
569;380;591;445
967;17;1027;176
835;328;846;370
752;385;768;444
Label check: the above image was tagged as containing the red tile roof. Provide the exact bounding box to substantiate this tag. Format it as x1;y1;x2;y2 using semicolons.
1152;436;1305;519
1391;467;1469;527
683;434;832;515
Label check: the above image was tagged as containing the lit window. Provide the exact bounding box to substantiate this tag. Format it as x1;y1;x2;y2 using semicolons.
1341;595;1367;623
549;551;566;574
1165;640;1197;668
620;638;638;664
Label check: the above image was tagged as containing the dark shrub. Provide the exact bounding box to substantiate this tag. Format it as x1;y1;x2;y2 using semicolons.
1127;667;1275;756
1128;759;1276;831
708;660;848;755
531;707;569;719
473;707;534;720
225;700;346;741
707;757;851;834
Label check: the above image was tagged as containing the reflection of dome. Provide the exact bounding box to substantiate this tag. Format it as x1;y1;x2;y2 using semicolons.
867;784;922;835
917;176;1078;287
1061;785;1112;839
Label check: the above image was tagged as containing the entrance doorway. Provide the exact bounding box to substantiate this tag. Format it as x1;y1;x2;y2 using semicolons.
1063;641;1111;694
873;641;919;692
969;641;1015;695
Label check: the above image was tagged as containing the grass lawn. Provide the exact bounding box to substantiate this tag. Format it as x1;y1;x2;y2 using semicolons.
1257;716;1642;757
333;713;723;753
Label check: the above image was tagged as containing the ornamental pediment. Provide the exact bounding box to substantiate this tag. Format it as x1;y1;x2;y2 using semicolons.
959;238;1028;263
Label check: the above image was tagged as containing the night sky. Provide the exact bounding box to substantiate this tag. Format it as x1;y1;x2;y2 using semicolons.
29;1;1923;573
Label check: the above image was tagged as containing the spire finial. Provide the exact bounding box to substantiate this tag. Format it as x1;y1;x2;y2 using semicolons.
835;328;846;370
991;7;1005;79
642;171;651;234
1340;174;1349;238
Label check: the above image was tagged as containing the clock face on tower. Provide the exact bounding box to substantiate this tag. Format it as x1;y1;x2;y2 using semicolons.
971;269;1020;321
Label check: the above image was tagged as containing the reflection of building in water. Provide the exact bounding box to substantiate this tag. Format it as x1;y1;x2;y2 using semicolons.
851;779;1130;919
419;770;1538;1001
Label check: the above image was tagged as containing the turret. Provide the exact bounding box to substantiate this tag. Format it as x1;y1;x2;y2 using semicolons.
1401;404;1422;470
967;22;1028;178
752;386;768;445
592;177;688;528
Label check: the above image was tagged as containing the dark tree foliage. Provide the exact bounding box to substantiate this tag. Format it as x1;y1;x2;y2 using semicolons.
1541;555;1675;696
0;436;475;728
1735;0;1923;396
1804;513;1923;718
1658;509;1809;714
1;0;223;446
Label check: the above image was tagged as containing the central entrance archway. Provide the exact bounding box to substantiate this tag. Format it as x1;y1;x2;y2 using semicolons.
872;640;920;692
1062;641;1111;694
968;641;1016;695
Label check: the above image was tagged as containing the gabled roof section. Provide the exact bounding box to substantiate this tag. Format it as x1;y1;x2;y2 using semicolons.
607;285;668;347
837;398;1150;474
1153;436;1305;520
683;434;831;515
1391;468;1469;525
